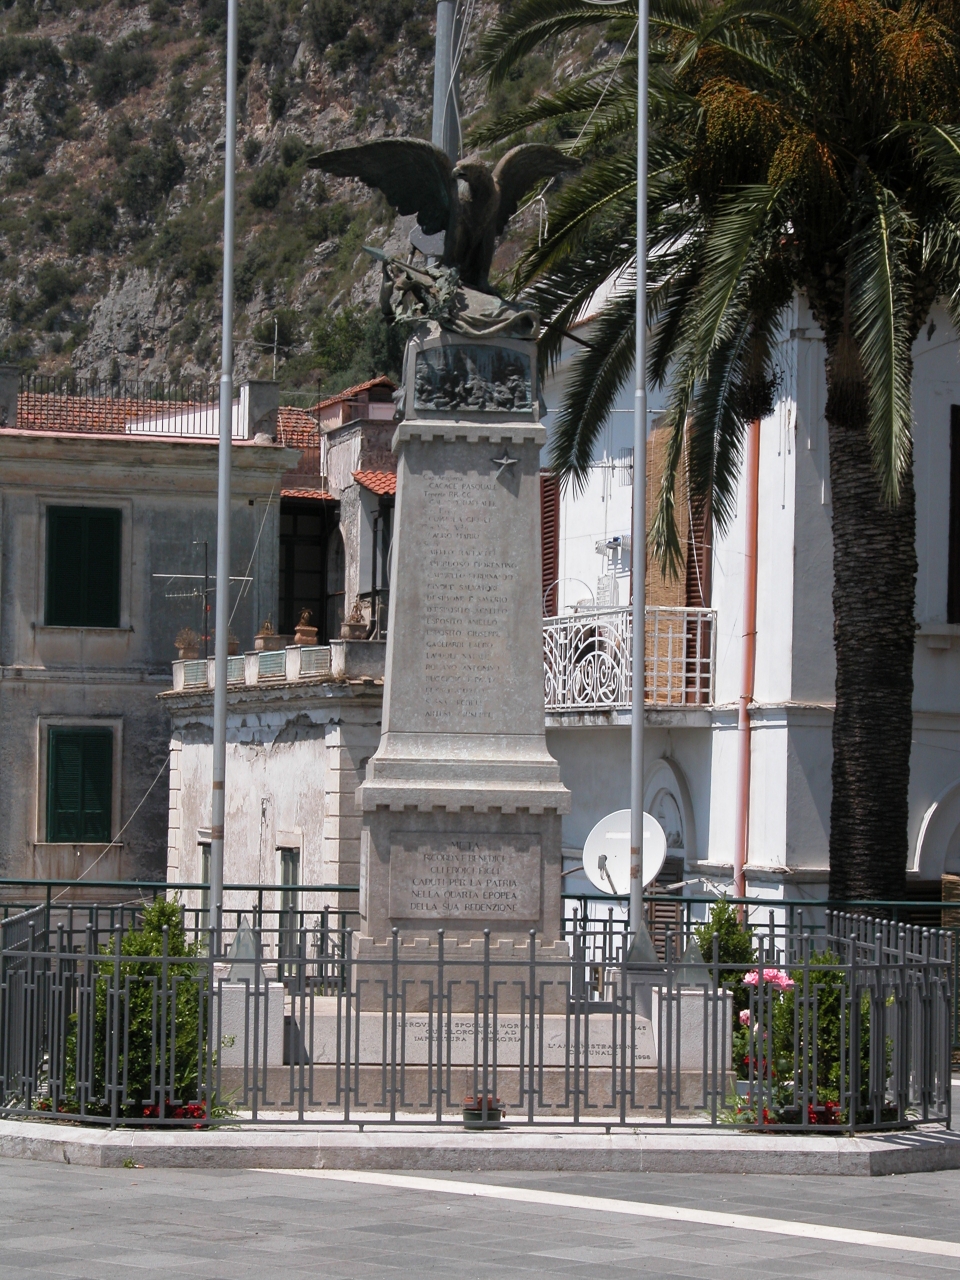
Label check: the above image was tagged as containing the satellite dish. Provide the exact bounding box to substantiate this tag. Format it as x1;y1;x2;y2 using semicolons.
582;809;667;896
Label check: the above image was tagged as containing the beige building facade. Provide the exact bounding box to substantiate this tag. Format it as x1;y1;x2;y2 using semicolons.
0;407;294;888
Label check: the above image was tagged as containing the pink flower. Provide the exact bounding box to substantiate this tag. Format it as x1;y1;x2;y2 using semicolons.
743;968;794;990
739;1009;751;1026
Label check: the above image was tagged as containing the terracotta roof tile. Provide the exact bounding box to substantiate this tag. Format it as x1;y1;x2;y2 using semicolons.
277;405;319;449
282;487;335;501
353;469;397;496
315;376;397;411
15;393;187;434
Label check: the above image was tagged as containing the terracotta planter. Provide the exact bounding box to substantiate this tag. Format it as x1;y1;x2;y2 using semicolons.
177;644;201;660
462;1096;504;1129
294;624;319;646
340;620;368;640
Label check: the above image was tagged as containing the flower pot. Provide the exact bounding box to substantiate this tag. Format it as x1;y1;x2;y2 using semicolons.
177;644;200;660
462;1096;504;1129
340;620;368;640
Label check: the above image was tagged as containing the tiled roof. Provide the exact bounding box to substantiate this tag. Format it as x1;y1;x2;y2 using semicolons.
12;393;321;444
353;470;397;496
281;486;335;501
16;393;181;434
316;376;397;411
277;405;319;449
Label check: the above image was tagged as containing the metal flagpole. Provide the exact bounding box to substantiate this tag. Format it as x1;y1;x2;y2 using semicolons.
628;0;651;962
209;0;239;944
432;0;459;162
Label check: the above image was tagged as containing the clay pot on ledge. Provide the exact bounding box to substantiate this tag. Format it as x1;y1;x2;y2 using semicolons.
254;620;285;652
294;609;318;647
175;627;201;660
212;631;241;656
340;598;368;641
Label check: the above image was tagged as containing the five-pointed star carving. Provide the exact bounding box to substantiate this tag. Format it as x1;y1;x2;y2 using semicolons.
491;451;518;478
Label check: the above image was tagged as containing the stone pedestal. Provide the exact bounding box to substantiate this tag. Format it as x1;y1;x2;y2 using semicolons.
357;325;570;1004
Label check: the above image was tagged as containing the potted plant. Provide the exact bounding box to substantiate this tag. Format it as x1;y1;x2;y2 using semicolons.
340;598;368;640
254;620;285;652
294;608;318;646
175;627;201;660
462;1095;504;1129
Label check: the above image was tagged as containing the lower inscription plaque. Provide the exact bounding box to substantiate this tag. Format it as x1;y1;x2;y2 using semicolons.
389;834;541;921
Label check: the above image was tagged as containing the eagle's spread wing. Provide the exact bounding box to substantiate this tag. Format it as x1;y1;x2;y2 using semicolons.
492;145;580;235
306;139;456;237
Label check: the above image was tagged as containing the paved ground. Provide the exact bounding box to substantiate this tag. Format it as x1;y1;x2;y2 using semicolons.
3;1156;960;1278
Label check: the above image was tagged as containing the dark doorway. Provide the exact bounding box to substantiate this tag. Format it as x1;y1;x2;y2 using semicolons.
278;499;340;641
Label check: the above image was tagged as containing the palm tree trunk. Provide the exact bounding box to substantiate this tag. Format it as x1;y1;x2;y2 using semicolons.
826;382;917;901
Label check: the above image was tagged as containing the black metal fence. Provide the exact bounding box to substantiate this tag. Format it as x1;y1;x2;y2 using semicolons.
18;373;219;436
0;899;950;1131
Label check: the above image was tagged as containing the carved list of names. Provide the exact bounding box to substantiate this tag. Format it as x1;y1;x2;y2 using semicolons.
419;470;518;726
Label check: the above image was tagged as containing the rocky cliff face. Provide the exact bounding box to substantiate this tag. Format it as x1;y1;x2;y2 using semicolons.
0;0;578;395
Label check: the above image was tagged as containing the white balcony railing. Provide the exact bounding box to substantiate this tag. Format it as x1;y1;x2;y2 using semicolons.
543;606;715;712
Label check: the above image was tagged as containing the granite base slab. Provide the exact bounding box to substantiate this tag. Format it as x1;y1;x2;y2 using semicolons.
1;1118;959;1176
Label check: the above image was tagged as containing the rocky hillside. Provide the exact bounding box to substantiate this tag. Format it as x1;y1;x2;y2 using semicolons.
0;0;593;396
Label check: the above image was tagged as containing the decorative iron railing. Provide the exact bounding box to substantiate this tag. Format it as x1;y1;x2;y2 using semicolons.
543;606;715;712
0;902;950;1130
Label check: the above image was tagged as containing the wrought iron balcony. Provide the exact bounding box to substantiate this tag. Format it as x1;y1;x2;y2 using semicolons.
543;605;715;712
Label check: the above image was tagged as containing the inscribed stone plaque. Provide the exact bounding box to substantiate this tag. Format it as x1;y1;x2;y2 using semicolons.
389;834;541;921
420;467;518;730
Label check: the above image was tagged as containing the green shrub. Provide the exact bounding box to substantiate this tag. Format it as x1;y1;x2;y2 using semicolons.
7;151;45;188
116;125;185;218
248;163;285;210
313;305;406;391
67;197;117;254
0;36;64;90
243;135;262;165
167;75;189;121
90;41;157;107
694;898;754;1016
60;897;207;1119
280;134;305;168
36;262;75;304
253;306;298;352
64;32;103;63
107;118;135;163
269;74;287;120
728;951;877;1124
306;0;430;62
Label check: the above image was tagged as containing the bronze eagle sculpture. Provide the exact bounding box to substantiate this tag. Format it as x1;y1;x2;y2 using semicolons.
307;139;579;294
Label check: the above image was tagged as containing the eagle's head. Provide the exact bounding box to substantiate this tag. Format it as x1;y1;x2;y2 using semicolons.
452;159;497;209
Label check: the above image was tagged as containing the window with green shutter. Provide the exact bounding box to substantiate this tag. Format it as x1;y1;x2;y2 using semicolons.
46;507;121;627
46;728;113;843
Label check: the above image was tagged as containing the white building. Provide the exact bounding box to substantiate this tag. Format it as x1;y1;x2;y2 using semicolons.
542;297;960;906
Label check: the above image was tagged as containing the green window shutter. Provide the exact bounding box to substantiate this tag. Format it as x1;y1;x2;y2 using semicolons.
84;509;121;627
46;510;85;626
45;507;121;627
47;730;83;842
80;731;113;841
47;728;113;843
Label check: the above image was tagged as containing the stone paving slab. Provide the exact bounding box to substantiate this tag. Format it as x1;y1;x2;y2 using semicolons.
2;1117;960;1175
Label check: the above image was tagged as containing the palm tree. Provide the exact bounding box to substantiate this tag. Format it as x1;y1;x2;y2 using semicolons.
474;0;960;900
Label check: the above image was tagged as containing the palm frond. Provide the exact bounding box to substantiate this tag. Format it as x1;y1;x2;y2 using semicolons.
847;184;915;502
477;0;634;88
547;289;639;489
694;184;783;371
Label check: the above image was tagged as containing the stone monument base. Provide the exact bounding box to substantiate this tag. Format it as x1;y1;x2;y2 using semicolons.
350;931;572;1012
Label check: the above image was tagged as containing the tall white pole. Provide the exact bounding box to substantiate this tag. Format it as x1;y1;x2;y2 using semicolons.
209;0;239;942
432;0;458;161
628;0;649;957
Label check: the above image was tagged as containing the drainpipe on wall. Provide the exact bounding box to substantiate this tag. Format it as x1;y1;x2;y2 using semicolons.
733;417;761;910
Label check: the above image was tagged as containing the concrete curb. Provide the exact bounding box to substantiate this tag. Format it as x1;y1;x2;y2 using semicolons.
2;1119;960;1175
